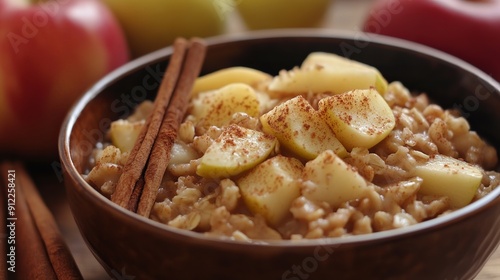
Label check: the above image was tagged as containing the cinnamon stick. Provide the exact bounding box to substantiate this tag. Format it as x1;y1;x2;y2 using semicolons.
0;162;57;279
127;176;144;213
0;162;83;280
111;38;189;209
137;38;207;217
0;165;7;280
15;162;83;280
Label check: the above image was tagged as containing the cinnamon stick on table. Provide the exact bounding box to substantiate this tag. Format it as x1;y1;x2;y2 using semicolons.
111;38;189;209
0;162;83;280
1;166;7;280
137;38;207;217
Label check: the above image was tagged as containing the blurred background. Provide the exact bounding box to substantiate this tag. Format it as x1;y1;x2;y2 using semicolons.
3;0;498;161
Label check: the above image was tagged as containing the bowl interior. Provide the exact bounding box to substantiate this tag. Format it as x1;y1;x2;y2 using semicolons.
61;29;500;244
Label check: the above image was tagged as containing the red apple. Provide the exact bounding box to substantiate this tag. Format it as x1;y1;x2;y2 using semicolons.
362;0;500;81
0;0;129;159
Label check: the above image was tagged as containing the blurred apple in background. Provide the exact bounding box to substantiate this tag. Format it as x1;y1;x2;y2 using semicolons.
0;0;129;159
236;0;333;30
101;0;227;58
362;0;500;81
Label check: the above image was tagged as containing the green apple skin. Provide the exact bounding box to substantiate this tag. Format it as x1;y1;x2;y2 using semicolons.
236;0;332;30
102;0;227;58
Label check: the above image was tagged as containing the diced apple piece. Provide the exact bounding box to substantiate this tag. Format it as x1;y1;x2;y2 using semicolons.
109;119;144;153
192;67;272;96
237;155;304;225
302;150;370;207
414;154;483;208
169;141;199;165
197;124;277;178
268;52;388;96
302;150;371;208
302;52;388;95
190;83;260;128
318;88;395;151
260;95;347;160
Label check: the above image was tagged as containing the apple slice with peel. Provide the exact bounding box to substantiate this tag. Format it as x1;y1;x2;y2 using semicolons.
318;88;395;151
260;95;347;160
302;150;371;208
190;83;260;128
109;119;144;153
191;67;272;96
415;155;483;208
197;124;277;178
302;52;388;95
268;52;388;96
237;155;304;226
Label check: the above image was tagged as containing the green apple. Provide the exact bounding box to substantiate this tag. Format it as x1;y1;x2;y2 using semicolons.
101;0;227;57
236;0;333;30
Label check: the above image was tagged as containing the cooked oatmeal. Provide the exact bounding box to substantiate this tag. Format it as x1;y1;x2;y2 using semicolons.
85;52;499;241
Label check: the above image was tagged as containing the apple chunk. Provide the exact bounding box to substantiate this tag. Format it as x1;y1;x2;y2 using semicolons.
109;119;144;153
268;52;388;96
260;95;347;160
415;155;483;208
190;83;260;128
197;124;277;178
302;150;371;208
191;67;272;96
318;88;395;151
237;155;304;225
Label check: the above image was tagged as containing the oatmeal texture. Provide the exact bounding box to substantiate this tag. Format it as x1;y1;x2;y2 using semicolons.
85;68;499;241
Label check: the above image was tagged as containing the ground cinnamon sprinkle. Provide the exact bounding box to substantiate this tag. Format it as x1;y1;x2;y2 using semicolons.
85;52;500;241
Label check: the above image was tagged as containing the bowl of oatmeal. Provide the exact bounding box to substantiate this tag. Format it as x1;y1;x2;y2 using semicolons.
59;30;500;280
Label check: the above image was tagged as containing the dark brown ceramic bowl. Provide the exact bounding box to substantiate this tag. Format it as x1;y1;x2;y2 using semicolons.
59;30;500;280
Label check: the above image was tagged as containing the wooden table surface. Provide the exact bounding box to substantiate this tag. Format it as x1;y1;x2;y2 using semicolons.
39;0;500;279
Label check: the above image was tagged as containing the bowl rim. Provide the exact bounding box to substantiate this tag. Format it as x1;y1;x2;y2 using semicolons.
59;29;500;248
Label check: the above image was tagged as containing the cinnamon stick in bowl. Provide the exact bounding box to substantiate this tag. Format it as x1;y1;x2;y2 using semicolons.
137;39;207;217
111;38;207;216
111;38;189;210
